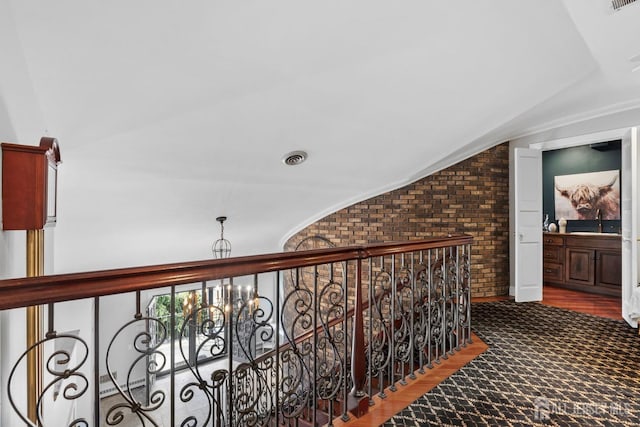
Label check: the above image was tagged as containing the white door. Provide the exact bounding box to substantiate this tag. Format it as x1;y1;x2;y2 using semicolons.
621;127;639;326
514;148;543;302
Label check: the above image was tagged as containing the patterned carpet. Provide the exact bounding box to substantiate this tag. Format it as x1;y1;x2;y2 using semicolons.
384;301;640;426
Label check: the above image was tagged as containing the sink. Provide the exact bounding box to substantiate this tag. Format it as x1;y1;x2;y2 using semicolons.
570;232;621;236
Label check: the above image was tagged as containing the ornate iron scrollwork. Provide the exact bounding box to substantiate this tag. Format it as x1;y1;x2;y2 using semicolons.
6;241;472;426
279;287;313;421
393;265;413;384
231;296;275;427
430;257;445;363
316;280;345;402
445;252;459;354
413;262;430;373
104;315;167;426
177;301;227;427
8;332;90;427
458;251;472;344
368;267;392;398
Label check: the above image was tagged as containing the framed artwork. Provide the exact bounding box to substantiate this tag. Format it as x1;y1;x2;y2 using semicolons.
554;170;620;220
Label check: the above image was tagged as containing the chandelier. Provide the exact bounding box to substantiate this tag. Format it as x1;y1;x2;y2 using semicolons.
209;215;256;311
199;216;262;361
209;215;258;311
212;216;231;258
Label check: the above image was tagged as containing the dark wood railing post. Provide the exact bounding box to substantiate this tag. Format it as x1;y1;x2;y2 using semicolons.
348;257;368;417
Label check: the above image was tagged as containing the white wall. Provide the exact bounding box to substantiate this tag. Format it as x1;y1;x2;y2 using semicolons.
0;308;26;426
0;194;29;427
0;1;51;421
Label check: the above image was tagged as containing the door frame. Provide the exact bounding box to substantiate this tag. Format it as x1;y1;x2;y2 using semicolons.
510;126;636;323
621;127;638;326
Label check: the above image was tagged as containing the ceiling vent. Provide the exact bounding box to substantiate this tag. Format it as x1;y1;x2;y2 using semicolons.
282;151;308;166
612;0;637;11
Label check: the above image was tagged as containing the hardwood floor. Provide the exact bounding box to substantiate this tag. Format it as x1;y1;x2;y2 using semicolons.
474;285;622;320
540;285;621;319
336;286;622;426
332;335;488;427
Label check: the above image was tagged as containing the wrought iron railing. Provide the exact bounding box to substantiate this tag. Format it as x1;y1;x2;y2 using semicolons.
0;235;472;426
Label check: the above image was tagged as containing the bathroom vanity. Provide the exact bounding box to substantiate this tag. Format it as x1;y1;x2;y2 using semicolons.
543;232;621;296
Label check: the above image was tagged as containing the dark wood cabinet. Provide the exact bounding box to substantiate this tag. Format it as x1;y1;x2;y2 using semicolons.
565;248;595;285
543;233;620;296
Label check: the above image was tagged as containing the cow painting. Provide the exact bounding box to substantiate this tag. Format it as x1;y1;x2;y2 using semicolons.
554;170;620;220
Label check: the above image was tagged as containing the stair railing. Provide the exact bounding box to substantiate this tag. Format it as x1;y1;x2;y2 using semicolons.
0;234;472;426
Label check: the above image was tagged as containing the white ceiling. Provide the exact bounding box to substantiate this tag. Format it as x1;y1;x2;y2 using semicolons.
1;0;639;272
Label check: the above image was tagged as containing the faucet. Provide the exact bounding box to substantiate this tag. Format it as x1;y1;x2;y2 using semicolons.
596;209;603;233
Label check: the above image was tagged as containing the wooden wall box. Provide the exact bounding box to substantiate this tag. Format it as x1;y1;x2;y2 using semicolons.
2;137;61;230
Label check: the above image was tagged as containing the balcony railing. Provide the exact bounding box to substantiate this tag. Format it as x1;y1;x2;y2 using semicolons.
0;234;472;426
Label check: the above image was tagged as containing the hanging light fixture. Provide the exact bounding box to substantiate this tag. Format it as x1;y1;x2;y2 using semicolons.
212;216;231;258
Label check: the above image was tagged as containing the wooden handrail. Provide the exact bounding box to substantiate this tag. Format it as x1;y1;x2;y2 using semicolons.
0;234;472;310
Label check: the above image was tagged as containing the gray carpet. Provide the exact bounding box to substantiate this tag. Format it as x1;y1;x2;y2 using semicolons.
384;300;640;426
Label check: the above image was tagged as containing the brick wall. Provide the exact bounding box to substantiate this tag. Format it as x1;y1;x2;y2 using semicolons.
284;142;510;297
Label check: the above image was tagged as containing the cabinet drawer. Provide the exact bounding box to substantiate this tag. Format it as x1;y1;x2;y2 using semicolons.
543;263;563;282
543;234;564;246
543;246;563;263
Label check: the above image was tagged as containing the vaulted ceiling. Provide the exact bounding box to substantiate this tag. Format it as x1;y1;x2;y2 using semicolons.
1;1;639;272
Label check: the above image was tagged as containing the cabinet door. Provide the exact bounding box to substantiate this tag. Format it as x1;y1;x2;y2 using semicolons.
596;250;622;288
566;248;595;285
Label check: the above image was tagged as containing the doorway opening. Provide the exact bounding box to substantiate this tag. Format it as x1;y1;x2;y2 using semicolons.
512;126;639;326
